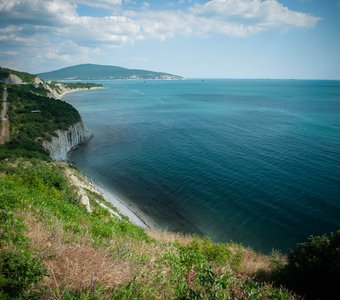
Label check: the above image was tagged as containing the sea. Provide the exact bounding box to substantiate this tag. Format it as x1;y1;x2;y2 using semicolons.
65;79;340;253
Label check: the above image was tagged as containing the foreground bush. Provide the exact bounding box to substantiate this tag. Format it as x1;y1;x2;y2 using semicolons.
0;250;47;299
277;230;340;299
0;177;47;299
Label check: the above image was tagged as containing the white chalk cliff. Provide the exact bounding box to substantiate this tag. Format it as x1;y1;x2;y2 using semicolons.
42;122;93;161
42;82;101;99
4;74;23;85
3;70;96;161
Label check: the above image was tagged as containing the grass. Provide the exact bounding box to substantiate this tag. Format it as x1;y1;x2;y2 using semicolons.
0;157;298;299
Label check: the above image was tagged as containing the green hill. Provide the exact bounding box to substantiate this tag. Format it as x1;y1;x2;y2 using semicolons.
0;83;81;160
0;67;102;159
0;66;37;84
38;63;183;81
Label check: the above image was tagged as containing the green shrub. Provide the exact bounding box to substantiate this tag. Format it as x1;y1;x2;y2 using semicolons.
179;237;241;270
0;177;47;299
61;82;102;89
177;264;232;300
111;278;149;300
62;285;106;300
0;210;27;248
278;230;340;299
178;244;206;271
0;146;50;161
0;250;47;298
0;182;28;248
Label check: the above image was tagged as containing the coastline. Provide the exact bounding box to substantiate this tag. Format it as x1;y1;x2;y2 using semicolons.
90;178;158;230
58;86;103;99
61;88;158;231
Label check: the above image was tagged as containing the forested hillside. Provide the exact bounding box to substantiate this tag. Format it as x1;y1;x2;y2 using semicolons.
38;63;182;80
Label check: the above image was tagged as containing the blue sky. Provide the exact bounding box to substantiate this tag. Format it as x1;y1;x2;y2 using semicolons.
0;0;339;79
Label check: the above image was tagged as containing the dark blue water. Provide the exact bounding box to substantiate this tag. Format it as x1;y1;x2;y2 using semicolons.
66;79;340;253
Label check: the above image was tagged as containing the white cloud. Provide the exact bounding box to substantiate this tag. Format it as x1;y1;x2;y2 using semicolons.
0;50;17;56
129;56;149;62
0;0;321;41
43;40;98;63
142;2;150;10
190;0;320;30
76;0;122;9
0;25;37;45
0;0;77;26
0;0;321;71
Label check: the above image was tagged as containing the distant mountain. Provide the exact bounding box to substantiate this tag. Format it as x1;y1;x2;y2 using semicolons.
38;64;183;81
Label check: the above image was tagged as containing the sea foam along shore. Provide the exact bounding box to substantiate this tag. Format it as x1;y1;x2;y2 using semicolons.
91;178;158;230
57;86;103;99
62;88;158;231
68;163;160;230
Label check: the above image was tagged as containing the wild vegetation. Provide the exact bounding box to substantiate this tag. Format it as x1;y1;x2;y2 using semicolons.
0;67;36;84
0;67;102;160
61;82;103;89
0;84;81;160
0;157;298;299
271;231;340;299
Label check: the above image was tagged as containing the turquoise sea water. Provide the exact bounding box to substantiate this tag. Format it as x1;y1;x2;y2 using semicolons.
65;79;340;253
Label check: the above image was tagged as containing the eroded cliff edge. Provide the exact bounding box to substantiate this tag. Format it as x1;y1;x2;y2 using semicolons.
42;121;93;161
1;67;100;161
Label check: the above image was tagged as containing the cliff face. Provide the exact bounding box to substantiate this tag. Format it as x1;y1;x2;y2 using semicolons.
42;122;93;161
4;74;23;84
43;82;78;99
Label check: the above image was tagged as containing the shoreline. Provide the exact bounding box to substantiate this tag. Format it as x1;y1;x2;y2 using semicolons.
90;178;158;230
58;86;103;99
67;156;159;230
61;88;158;231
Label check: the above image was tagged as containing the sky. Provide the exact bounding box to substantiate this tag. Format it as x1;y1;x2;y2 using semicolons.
0;0;339;79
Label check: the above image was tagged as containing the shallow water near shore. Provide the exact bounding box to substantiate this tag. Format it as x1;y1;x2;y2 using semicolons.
66;79;340;253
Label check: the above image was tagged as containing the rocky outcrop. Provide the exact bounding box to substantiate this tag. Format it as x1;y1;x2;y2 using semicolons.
33;76;43;87
43;82;101;99
42;122;93;161
4;74;23;84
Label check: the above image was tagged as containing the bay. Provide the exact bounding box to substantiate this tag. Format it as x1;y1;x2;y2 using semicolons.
65;79;340;253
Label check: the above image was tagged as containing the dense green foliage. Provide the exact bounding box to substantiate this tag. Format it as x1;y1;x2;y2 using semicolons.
180;237;242;268
275;231;340;299
0;68;10;81
61;82;103;89
0;164;48;298
0;84;81;158
8;84;81;134
0;147;49;161
0;67;36;83
38;63;182;80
